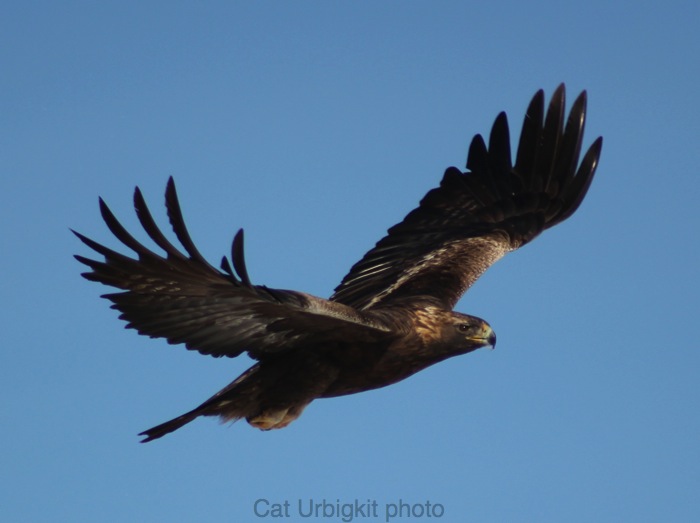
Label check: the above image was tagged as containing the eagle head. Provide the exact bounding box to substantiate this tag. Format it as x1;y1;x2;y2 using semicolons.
447;312;496;353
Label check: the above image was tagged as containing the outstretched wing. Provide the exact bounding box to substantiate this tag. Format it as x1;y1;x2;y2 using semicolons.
331;85;603;310
74;178;392;359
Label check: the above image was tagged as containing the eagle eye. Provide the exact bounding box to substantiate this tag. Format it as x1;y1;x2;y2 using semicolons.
457;324;471;332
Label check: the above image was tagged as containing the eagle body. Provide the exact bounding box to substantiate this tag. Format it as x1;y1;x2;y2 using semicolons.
75;85;602;441
138;305;494;439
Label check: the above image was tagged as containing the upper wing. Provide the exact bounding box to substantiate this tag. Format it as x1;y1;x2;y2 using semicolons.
74;178;392;359
331;85;603;311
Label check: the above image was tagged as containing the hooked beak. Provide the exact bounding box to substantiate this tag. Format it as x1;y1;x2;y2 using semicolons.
471;322;496;350
486;329;497;349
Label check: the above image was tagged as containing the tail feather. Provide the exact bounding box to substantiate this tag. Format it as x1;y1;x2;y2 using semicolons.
139;409;202;443
139;364;261;442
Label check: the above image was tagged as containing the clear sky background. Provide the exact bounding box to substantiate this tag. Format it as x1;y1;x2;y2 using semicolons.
2;2;699;522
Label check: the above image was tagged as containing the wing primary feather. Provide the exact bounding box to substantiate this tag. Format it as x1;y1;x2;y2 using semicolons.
73;254;112;279
164;177;217;270
464;135;494;207
71;228;138;264
220;256;234;277
535;83;565;194
563;90;587;172
514;89;544;190
232;229;253;288
133;186;189;261
487;112;513;192
556;136;603;223
466;133;489;174
98;198;161;260
547;90;587;197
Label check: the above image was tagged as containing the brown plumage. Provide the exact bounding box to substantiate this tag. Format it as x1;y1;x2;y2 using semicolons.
74;85;602;442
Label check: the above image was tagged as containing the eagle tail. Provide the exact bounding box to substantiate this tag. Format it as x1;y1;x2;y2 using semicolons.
139;364;261;442
138;408;202;443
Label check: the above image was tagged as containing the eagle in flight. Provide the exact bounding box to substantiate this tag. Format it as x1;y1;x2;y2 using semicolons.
75;85;602;442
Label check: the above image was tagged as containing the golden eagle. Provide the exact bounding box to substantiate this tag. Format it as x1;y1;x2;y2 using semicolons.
74;85;602;442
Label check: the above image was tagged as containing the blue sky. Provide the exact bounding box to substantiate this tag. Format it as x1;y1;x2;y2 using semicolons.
2;1;699;522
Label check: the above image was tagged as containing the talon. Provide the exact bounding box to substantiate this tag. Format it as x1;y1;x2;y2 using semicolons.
246;404;307;430
247;408;290;430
